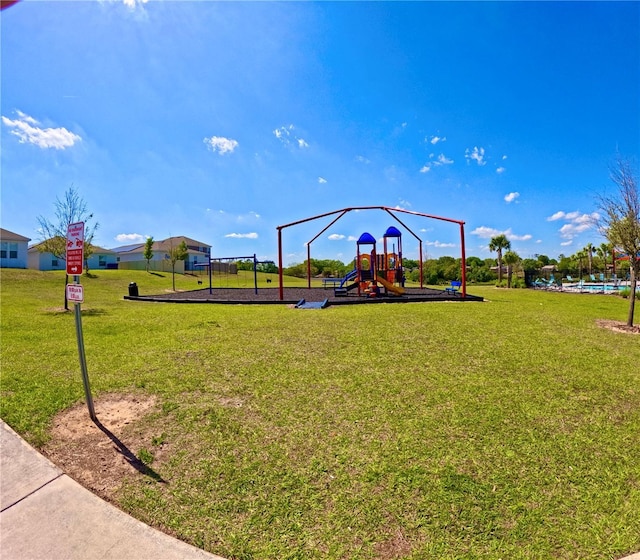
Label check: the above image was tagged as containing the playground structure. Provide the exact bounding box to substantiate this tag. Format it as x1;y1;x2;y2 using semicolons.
277;206;467;300
334;227;406;298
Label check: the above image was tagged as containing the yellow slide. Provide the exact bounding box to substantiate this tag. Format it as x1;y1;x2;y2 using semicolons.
376;275;405;295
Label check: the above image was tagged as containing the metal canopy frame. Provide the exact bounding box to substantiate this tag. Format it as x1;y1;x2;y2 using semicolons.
276;206;467;300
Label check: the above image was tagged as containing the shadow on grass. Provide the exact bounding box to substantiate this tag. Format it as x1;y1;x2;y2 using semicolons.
81;308;108;316
149;272;166;277
93;418;166;484
42;307;108;316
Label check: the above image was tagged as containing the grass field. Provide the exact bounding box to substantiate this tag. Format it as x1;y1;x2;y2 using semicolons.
1;269;639;560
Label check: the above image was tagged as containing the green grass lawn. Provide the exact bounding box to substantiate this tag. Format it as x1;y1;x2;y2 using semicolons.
1;269;639;559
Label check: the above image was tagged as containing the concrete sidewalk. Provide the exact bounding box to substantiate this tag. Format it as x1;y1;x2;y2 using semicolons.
0;420;226;560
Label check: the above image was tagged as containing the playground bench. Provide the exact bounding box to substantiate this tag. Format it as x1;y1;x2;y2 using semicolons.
322;278;342;289
445;281;461;295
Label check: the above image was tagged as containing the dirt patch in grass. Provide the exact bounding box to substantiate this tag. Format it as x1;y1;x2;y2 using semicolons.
42;393;165;502
596;319;640;335
374;529;413;559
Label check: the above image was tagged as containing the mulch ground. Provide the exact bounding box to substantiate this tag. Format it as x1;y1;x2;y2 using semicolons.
127;286;483;305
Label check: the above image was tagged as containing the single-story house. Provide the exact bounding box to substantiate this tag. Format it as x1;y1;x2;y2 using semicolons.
112;236;211;273
28;239;118;271
86;246;119;270
0;228;31;269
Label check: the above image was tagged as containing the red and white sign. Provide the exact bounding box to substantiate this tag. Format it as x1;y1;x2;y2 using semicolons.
66;221;85;275
66;283;84;303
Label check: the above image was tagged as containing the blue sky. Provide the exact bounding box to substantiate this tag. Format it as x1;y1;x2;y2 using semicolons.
1;1;638;265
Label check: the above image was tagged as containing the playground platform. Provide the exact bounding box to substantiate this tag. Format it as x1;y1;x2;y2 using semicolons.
125;286;484;305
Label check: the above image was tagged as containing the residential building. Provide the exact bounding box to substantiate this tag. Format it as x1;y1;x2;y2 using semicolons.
112;236;211;273
28;240;118;271
0;228;31;269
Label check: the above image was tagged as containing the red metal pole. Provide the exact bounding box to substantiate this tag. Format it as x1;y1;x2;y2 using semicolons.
419;240;423;288
460;223;467;298
278;228;284;300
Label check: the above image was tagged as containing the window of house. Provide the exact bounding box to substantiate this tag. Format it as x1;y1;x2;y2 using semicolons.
0;242;6;259
9;242;18;259
52;259;58;267
99;256;106;267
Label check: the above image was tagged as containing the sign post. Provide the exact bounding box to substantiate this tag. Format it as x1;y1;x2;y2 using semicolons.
66;222;96;421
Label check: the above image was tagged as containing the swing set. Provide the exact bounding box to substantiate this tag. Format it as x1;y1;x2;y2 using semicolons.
193;254;275;295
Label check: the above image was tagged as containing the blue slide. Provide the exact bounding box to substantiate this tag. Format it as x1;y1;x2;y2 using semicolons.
340;268;358;288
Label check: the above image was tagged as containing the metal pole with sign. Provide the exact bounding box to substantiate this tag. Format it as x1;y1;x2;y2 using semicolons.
66;222;96;421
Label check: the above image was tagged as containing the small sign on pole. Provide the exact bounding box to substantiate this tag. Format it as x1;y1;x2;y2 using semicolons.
66;283;84;303
66;221;85;275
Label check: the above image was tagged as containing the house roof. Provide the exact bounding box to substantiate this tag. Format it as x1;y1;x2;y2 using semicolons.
28;238;116;254
0;228;31;242
111;243;145;254
27;240;51;252
91;245;117;254
152;236;210;252
112;236;211;255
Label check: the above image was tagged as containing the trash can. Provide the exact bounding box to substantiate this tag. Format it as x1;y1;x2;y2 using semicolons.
128;282;139;297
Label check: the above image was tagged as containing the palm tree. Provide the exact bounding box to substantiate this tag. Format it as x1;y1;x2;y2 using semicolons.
503;250;520;288
575;249;588;281
584;243;594;275
596;242;613;276
489;234;511;283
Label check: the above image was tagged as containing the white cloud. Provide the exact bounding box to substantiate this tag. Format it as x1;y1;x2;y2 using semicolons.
355;155;370;164
428;135;447;145
504;192;519;203
122;0;149;8
502;155;508;160
471;226;502;239
203;136;238;155
547;211;567;221
225;232;258;239
465;146;486;166
273;126;289;140
559;222;591;239
318;177;327;184
14;110;37;124
273;124;308;149
115;233;146;244
328;234;345;241
426;240;456;248
575;212;599;224
347;235;359;242
420;153;453;172
2;111;81;149
547;210;599;240
496;167;506;174
509;233;532;241
471;226;532;242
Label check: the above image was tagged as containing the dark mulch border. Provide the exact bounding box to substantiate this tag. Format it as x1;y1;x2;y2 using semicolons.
124;286;484;305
